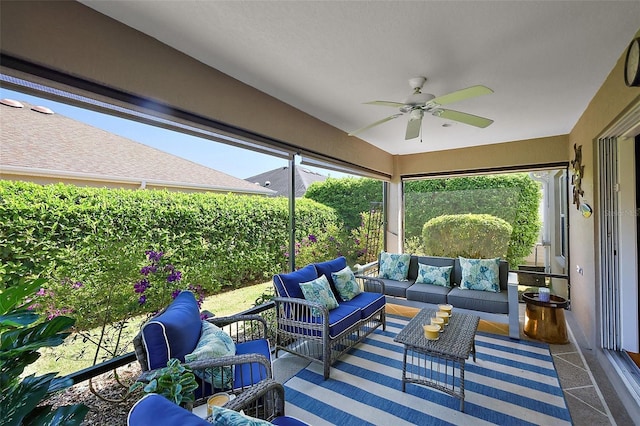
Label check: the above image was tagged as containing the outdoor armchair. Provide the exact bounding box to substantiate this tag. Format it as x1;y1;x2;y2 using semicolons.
127;379;309;425
133;291;273;405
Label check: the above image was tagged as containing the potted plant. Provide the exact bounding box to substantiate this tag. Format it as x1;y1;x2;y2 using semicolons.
130;358;199;410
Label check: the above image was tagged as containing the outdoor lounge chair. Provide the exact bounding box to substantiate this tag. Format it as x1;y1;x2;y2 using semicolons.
133;291;273;404
127;378;310;425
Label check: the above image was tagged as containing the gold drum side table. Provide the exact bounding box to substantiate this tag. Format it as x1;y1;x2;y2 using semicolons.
522;291;569;344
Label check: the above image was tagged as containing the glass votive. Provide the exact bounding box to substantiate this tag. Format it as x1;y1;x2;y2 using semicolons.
423;324;440;340
438;304;453;317
207;392;231;416
538;287;550;302
436;310;450;325
431;316;445;332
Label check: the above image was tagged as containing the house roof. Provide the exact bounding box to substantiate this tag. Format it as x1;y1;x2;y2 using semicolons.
0;100;274;195
246;167;327;197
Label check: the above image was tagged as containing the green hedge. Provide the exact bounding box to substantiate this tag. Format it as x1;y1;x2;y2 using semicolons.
405;174;541;266
0;181;340;327
304;177;383;229
422;214;513;259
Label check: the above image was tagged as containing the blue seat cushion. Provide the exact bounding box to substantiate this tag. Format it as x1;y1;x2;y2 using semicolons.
141;291;202;370
340;292;385;320
127;394;210;426
308;304;361;338
272;416;311;426
314;256;348;295
234;338;272;388
273;264;317;299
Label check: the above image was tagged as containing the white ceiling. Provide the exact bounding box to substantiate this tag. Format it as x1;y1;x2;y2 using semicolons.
81;1;640;156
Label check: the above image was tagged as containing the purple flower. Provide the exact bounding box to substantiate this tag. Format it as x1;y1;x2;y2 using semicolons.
308;234;317;243
72;281;83;289
145;250;164;263
164;264;175;273
36;288;47;297
134;279;150;293
138;295;147;305
140;265;158;276
166;271;182;283
171;289;181;299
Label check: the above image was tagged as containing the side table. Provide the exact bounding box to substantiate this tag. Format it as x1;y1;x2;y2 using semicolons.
522;291;569;344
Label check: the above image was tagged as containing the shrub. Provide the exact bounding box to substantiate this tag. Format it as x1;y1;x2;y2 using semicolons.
405;174;541;266
422;214;513;260
304;177;383;229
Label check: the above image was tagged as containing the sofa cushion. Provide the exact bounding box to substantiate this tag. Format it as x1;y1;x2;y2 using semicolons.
128;394;210;426
184;321;235;389
447;286;509;314
378;278;414;298
299;275;340;315
378;252;411;281
459;257;501;292
415;264;453;287
273;264;317;299
406;283;450;305
234;338;272;389
340;291;385;320
141;291;202;370
331;266;362;301
314;256;348;295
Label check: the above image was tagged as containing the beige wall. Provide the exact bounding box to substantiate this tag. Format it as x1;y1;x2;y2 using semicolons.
568;41;640;347
0;0;392;177
397;134;569;176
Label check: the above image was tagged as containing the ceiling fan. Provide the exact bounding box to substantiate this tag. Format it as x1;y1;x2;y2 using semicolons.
349;77;494;140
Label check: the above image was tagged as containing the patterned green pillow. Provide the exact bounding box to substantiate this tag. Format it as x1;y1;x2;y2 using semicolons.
459;257;501;292
299;274;339;315
331;266;362;301
378;252;411;281
184;320;235;389
415;264;453;287
209;405;272;425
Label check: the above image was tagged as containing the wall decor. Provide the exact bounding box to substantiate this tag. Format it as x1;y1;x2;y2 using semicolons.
571;143;584;209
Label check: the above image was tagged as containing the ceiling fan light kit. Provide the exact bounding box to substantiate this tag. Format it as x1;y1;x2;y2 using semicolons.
350;76;494;140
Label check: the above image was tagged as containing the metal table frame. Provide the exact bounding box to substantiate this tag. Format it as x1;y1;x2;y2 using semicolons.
394;308;480;412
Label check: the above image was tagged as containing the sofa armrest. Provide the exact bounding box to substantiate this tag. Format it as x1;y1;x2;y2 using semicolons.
354;274;385;294
507;272;520;339
207;314;269;343
273;297;330;333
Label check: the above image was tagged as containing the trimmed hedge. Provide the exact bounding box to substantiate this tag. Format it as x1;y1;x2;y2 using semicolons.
405;174;541;266
422;214;513;259
0;181;339;326
304;177;383;229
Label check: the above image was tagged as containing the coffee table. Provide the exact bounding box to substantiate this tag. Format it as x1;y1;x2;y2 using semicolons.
394;308;480;412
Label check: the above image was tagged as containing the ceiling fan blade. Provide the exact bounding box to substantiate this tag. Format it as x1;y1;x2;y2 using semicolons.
433;109;494;128
364;100;406;108
348;113;403;136
429;85;493;106
405;116;423;140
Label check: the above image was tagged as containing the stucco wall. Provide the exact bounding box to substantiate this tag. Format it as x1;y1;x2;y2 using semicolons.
568;40;640;348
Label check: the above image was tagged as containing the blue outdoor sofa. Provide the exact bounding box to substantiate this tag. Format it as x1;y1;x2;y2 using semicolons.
273;256;386;379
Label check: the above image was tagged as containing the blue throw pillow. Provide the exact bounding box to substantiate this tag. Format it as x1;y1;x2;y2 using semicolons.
415;264;452;287
209;405;272;425
331;266;362;301
185;321;235;389
299;275;339;316
378;252;411;281
459;257;501;292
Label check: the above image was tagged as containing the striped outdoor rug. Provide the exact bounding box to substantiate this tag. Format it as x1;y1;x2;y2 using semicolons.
283;316;572;425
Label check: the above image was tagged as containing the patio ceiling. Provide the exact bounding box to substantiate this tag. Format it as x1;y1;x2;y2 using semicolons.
80;1;640;156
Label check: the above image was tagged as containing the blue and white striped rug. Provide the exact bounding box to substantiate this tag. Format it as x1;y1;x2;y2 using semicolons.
283;316;572;425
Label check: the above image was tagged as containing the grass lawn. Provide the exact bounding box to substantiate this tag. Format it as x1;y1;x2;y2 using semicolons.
26;281;274;377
